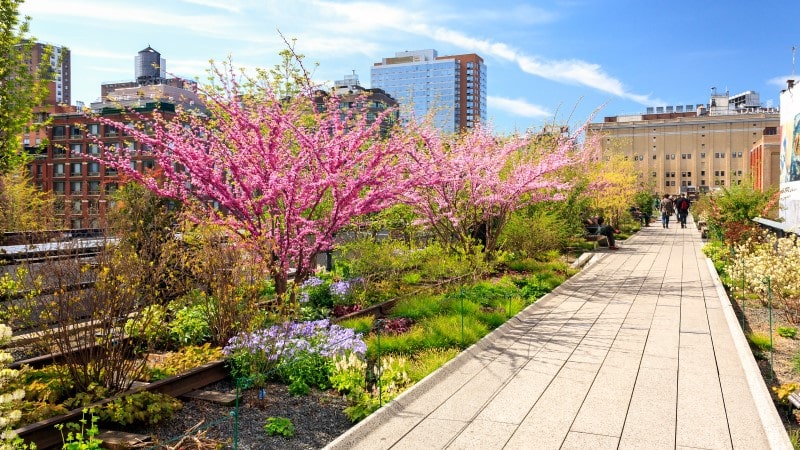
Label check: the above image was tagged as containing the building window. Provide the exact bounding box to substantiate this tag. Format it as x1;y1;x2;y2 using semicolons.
652;155;656;160
715;152;726;159
70;181;82;194
737;152;742;158
88;144;100;155
52;126;66;139
70;218;83;230
671;154;676;160
665;181;669;187
70;162;81;176
681;180;688;186
88;162;100;176
71;199;82;213
700;152;706;158
681;153;692;159
88;181;100;194
670;181;675;186
53;146;66;158
652;171;657;177
701;180;706;186
70;143;82;155
54;181;65;193
54;163;65;176
70;127;82;139
88;123;100;135
701;170;705;176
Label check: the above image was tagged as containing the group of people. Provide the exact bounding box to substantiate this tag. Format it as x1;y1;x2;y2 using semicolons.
658;193;691;229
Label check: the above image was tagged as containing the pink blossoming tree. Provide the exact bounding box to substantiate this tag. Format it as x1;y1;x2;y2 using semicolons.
406;122;599;256
93;63;424;299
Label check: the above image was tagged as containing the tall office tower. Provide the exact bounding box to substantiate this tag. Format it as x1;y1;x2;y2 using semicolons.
27;42;71;105
588;89;779;196
371;49;486;133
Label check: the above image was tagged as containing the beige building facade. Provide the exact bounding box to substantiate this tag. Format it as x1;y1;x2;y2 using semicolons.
588;91;779;195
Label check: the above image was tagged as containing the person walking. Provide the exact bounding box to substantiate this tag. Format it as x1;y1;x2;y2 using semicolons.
675;193;691;228
660;194;674;228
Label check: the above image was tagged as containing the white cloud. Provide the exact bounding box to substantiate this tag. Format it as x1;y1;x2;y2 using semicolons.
768;74;799;88
314;1;658;106
22;0;239;37
178;0;243;13
489;96;552;118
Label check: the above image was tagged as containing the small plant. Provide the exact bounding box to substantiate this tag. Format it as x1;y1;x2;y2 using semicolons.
124;304;169;348
779;326;798;339
98;392;182;426
168;297;212;346
378;317;415;335
746;332;773;352
146;343;224;381
773;383;800;404
264;416;295;437
56;408;103;450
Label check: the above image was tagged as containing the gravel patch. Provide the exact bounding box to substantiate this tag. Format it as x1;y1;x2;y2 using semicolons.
127;380;353;449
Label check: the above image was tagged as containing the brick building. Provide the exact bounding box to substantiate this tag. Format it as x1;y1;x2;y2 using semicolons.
588;90;779;195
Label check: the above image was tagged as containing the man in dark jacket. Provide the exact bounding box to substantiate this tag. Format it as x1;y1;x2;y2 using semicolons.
675;194;691;228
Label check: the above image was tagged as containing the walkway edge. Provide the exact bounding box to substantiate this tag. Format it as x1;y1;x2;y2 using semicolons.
324;277;573;449
705;257;793;449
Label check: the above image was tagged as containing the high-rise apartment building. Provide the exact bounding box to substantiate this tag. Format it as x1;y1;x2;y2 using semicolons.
26;42;71;105
588;90;779;195
370;49;486;133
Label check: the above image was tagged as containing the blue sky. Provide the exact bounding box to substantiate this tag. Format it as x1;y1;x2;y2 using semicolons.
20;0;799;133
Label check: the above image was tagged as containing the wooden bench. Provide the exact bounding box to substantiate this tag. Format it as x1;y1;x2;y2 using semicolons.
583;228;609;248
697;220;709;239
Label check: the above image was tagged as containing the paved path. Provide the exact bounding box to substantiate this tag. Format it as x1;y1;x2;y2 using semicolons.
326;219;792;450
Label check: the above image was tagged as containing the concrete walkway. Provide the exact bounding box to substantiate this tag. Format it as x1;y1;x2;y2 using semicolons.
326;218;792;450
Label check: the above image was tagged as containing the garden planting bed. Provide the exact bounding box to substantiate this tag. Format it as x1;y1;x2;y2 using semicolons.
734;296;800;437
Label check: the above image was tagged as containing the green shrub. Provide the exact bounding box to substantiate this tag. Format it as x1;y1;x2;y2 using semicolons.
16;364;73;404
264;416;295;437
278;351;331;391
746;332;773;352
98;392;182;426
124;304;169;348
146;344;224;381
168;299;211;346
499;210;569;257
779;326;798;339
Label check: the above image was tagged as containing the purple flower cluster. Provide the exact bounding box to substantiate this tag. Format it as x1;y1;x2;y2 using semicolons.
223;319;367;364
302;277;324;288
330;280;351;298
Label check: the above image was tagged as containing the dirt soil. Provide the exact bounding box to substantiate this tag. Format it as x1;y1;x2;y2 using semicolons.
734;296;800;439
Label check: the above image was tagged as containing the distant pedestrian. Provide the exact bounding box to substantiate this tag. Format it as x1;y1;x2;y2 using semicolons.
660;194;674;229
675;193;691;228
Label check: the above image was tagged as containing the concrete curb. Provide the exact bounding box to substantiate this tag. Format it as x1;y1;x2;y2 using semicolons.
705;257;793;450
324;268;583;449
